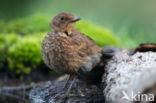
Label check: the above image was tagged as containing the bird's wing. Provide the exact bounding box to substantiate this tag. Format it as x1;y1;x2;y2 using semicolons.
71;33;102;73
71;31;101;57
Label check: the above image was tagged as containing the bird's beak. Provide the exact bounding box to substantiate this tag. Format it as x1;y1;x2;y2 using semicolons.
70;17;81;23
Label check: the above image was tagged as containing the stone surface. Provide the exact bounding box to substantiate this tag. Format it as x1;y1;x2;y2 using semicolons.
103;51;156;103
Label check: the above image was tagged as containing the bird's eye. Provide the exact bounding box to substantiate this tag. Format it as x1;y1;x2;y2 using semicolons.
60;16;65;20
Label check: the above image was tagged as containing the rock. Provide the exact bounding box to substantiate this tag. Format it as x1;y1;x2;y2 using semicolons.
103;51;156;103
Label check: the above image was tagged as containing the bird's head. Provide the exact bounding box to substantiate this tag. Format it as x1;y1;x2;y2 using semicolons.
49;12;80;35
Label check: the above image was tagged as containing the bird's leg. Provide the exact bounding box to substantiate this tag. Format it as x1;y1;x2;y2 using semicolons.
53;75;70;98
53;75;76;99
64;75;76;97
62;75;70;90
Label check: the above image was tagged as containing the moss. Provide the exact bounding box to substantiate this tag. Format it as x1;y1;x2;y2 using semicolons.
26;15;51;34
0;34;20;69
5;15;50;35
0;35;5;69
76;20;121;47
7;34;43;74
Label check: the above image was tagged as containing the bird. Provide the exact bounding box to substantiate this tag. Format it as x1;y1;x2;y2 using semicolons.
41;12;102;98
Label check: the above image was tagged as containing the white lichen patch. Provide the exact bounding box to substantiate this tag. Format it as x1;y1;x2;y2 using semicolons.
103;51;156;103
29;81;56;103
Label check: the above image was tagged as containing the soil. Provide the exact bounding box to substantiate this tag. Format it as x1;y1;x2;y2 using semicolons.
0;67;59;87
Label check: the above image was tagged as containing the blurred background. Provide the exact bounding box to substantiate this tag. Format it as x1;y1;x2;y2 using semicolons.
0;0;156;79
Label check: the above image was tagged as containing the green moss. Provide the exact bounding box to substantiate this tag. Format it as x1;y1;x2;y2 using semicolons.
8;34;43;74
0;35;5;69
5;15;50;35
26;15;51;34
76;20;121;47
0;34;20;69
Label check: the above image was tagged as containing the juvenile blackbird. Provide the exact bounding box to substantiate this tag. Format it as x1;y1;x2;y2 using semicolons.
41;12;102;97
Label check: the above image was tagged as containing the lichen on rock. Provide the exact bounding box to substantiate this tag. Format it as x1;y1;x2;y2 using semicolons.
103;51;156;103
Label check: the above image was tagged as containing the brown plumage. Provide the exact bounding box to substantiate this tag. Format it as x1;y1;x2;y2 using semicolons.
42;12;101;75
41;12;102;98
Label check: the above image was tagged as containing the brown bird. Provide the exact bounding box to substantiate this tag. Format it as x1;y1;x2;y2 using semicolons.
41;12;102;97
